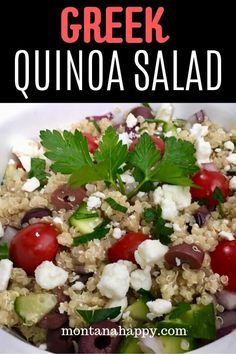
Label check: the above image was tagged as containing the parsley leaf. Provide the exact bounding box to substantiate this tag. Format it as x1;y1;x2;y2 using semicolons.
0;243;9;260
94;126;128;179
28;158;48;187
105;197;127;213
129;133;160;178
72;220;110;246
70;127;128;188
77;307;121;325
160;137;199;176
151;161;195;186
144;206;173;245
169;303;191;319
40;129;93;174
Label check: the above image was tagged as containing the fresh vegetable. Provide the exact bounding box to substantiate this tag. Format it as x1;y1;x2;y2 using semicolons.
107;232;149;263
126;299;148;321
50;184;86;210
83;132;98;153
165;243;205;269
28;158;48;187
40;129;94;174
21;207;52;225
130;106;154;119
192;206;209;227
210;240;236;292
0;242;9;259
105;197;128;213
158;303;216;340
43;127;198;198
10;223;59;274
72;220;110;246
1;226;18;245
129;136;165;156
215;289;236;310
14;293;57;325
69;202;103;234
158;335;195;354
190;169;229;207
143;206;173;245
77;307;121;325
119;336;143;354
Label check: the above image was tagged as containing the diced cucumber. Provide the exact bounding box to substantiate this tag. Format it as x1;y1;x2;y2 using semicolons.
159;335;196;354
157;319;192;336
180;303;216;340
119;336;143;354
159;303;216;341
14;293;57;325
126;299;149;322
69;202;103;235
163;121;177;133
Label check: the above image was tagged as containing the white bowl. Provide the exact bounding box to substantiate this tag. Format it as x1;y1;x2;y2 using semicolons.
0;103;236;354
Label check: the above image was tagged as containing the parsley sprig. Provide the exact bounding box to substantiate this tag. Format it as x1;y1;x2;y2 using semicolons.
40;127;199;199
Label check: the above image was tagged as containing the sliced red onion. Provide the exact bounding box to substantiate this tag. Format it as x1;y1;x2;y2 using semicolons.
138;336;163;354
193;206;210;227
2;226;18;244
216;311;236;334
189;110;205;124
217;325;236;339
201;163;219;172
86;112;113;122
130;106;154;119
216;289;236;310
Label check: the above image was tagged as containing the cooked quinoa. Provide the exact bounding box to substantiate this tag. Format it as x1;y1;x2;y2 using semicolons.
0;104;236;352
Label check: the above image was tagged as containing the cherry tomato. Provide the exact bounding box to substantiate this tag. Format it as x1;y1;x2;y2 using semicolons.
129;136;165;156
10;223;59;274
83;133;98;153
107;232;149;263
190;169;229;207
210;240;236;292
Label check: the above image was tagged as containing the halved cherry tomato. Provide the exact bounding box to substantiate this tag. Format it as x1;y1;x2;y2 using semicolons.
129;136;165;156
210;240;236;292
10;223;59;274
108;232;149;263
190;169;229;207
83;133;98;153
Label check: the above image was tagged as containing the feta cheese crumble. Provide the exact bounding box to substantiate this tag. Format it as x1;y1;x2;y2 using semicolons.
153;185;191;220
71;281;85;291
130;267;152;291
135;239;168;269
119;132;132;146
22;177;40;192
0;259;13;291
195;137;212;164
157;103;173;122
126;113;138;129
146;299;172;320
229;176;236;190
87;195;102;210
35;261;68;290
227;153;236;165
97;263;130;299
190;123;208;139
112;227;125;239
219;231;235;241
120;172;135;185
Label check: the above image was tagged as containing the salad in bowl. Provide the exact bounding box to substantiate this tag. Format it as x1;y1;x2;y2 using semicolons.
0;103;236;353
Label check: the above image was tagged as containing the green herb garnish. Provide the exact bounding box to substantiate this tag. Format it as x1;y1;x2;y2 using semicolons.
77;307;121;325
72;220;110;246
0;243;9;260
105;197;127;213
142;103;151;109
88;120;101;134
144;206;173;245
212;186;225;216
28;158;48;187
40;129;93;174
137;288;154;302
